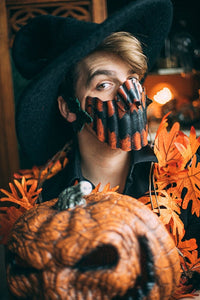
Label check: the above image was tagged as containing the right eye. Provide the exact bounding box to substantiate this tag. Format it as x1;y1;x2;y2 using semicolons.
96;82;112;91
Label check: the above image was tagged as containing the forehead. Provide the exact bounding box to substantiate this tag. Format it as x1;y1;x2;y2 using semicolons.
82;51;124;67
77;51;132;80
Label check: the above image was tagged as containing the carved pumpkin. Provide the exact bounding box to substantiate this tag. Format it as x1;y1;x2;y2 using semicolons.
6;191;180;300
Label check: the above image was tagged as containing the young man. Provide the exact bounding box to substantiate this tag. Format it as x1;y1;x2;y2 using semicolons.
56;32;152;196
8;1;200;295
12;0;173;201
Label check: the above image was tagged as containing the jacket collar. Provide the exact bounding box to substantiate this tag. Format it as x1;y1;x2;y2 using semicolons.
66;144;157;186
132;144;157;164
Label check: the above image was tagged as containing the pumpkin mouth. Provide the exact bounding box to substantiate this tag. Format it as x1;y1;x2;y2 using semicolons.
7;237;156;300
74;236;156;300
112;236;156;300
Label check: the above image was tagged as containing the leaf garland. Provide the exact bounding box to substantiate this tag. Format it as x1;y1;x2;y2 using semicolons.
154;117;200;217
0;177;41;244
151;113;200;298
0;151;68;244
14;151;68;183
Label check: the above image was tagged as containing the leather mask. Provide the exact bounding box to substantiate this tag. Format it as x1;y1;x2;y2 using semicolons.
85;78;149;151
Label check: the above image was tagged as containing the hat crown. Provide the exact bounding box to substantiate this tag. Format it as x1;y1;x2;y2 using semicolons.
13;16;99;79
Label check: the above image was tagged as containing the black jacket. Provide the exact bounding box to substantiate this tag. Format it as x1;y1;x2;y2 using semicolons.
41;145;157;202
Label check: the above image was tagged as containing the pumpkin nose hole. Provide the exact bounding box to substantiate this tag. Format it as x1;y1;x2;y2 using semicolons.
74;244;119;272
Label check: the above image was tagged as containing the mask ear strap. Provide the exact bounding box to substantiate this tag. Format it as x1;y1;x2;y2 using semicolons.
64;97;92;132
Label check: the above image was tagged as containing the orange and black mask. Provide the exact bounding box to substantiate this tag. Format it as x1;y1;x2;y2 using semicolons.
84;78;149;151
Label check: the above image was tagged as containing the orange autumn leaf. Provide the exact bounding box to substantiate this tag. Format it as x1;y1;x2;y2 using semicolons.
153;114;200;217
185;250;200;273
102;183;119;192
92;183;119;193
154;167;188;195
188;126;200;158
168;155;200;217
14;166;41;180
155;111;171;140
174;127;200;169
14;154;68;182
0;177;41;209
154;117;182;169
139;191;184;239
92;183;102;193
171;239;200;299
0;177;42;244
177;239;198;258
154;115;199;174
171;284;197;299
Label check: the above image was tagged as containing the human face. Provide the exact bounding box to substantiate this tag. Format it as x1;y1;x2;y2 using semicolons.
75;51;139;109
75;51;148;152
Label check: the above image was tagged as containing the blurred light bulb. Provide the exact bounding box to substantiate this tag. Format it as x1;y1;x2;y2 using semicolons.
153;87;173;104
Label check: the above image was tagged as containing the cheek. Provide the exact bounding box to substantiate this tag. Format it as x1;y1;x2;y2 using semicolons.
75;80;92;106
95;89;118;102
75;86;87;110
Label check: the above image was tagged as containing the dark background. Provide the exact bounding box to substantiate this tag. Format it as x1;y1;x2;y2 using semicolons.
107;0;200;71
107;0;200;46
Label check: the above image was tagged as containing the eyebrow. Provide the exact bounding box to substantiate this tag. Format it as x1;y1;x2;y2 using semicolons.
86;68;135;87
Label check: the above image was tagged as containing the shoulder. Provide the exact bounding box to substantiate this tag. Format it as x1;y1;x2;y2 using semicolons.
41;163;72;202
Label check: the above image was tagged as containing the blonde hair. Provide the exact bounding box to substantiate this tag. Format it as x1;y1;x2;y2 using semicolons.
95;32;148;78
61;32;147;98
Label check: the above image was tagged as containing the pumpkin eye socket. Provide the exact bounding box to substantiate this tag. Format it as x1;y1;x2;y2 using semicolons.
74;244;119;272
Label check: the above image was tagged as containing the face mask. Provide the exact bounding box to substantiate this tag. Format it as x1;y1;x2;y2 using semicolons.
84;78;149;151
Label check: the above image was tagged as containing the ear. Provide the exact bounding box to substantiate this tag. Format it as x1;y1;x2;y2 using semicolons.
57;96;77;123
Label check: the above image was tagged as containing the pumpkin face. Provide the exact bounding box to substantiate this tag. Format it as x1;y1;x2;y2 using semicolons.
6;192;180;299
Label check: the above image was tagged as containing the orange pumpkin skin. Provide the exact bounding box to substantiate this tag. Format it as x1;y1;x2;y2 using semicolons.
6;192;180;300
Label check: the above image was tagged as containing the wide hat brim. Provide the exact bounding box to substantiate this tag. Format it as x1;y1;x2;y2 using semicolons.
13;0;173;165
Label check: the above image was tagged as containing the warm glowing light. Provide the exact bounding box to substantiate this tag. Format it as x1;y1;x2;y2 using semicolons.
153;87;173;104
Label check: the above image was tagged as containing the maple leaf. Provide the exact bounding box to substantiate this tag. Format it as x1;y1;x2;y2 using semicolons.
139;191;184;239
174;127;200;169
153;116;200;217
154;116;182;169
154;115;200;180
153;162;184;197
188;126;200;158
185;250;200;273
168;156;200;217
170;246;200;300
177;239;198;259
14;155;68;182
155;111;171;140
